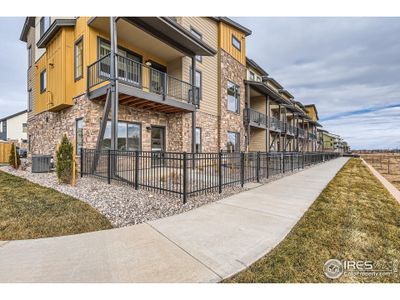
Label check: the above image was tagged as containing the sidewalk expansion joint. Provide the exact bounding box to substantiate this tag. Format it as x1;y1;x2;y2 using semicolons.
145;222;223;281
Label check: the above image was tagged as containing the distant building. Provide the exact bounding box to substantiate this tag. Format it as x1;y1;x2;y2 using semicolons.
0;110;28;147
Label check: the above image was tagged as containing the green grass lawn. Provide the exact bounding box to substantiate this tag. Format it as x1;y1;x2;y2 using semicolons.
225;158;400;283
0;170;112;240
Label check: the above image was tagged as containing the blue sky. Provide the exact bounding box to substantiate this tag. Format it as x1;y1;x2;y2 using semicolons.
1;17;399;149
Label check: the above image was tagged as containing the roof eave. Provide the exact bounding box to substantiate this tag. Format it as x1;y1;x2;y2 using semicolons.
19;17;35;42
36;19;76;48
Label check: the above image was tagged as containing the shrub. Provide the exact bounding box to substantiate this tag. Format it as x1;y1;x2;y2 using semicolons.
56;135;73;184
9;143;21;169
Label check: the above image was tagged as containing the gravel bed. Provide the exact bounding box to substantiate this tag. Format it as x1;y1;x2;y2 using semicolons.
0;161;328;227
0;166;249;227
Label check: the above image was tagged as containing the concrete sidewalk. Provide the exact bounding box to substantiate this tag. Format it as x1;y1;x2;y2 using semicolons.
0;157;349;283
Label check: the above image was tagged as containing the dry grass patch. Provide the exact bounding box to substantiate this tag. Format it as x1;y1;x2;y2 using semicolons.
0;171;112;240
225;158;400;283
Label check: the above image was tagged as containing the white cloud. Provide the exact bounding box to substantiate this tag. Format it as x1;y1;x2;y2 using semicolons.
235;17;400;149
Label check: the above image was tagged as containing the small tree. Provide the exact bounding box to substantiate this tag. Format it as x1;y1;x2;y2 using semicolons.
56;135;73;184
9;143;21;169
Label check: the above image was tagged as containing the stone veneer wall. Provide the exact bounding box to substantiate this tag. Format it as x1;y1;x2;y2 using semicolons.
27;94;204;157
219;49;247;151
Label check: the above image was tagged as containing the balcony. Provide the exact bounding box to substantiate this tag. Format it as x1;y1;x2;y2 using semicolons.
244;107;268;128
87;53;199;113
244;108;290;133
298;127;305;138
309;132;317;140
286;123;297;136
269;116;285;132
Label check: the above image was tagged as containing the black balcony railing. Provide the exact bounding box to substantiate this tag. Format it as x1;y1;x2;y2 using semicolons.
244;108;268;127
87;53;200;106
298;127;305;138
309;132;317;140
270;116;285;132
81;149;340;203
286;123;297;136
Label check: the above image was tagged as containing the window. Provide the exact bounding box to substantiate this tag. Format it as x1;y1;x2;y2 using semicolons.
227;81;240;113
40;69;46;93
98;38;142;83
101;121;141;151
190;27;202;62
40;17;51;37
74;37;84;80
76;119;84;155
28;46;32;68
249;71;255;81
227;131;240;152
195;127;201;153
22;123;27;133
190;68;202;101
28;89;33;112
232;34;241;51
0;121;2;133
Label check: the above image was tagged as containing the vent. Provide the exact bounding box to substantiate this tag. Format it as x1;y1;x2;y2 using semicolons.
32;155;52;173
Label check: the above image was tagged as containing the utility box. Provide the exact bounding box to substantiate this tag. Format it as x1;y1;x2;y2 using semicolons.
32;155;52;173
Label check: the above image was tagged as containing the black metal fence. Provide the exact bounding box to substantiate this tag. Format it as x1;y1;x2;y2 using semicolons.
81;149;340;203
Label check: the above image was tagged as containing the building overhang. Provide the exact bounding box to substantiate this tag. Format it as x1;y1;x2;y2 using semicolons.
209;17;252;36
37;19;77;48
245;80;290;105
88;17;217;57
20;17;35;42
246;57;269;76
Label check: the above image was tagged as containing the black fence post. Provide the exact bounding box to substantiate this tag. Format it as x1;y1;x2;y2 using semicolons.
256;152;260;182
107;149;111;184
291;153;294;172
80;148;84;177
266;153;269;179
183;152;187;204
302;152;305;169
240;152;245;187
282;153;285;174
218;150;222;194
135;150;139;190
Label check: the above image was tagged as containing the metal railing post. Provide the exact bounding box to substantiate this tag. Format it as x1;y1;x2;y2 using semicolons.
240;152;245;187
107;149;111;184
282;152;285;173
218;150;223;193
291;153;294;172
183;152;187;203
256;151;260;182
266;153;269;179
135;150;139;190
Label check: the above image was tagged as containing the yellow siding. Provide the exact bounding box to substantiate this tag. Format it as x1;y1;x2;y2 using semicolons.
306;106;318;121
34;28;75;114
218;22;246;65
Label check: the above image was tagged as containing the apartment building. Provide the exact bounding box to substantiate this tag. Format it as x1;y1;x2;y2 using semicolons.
20;17;256;156
244;58;321;153
0;110;28;147
20;16;328;158
317;129;347;153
